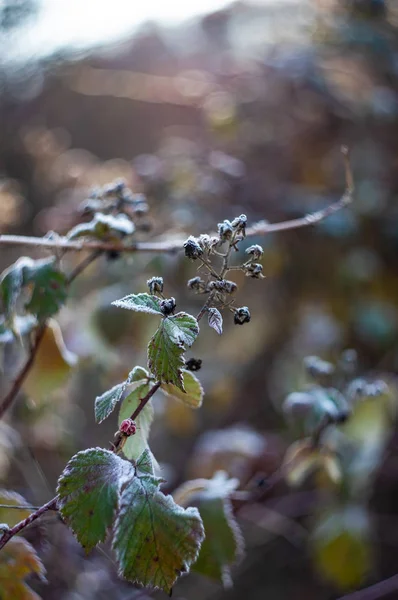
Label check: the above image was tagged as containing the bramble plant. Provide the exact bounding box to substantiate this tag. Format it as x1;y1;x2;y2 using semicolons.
0;149;394;598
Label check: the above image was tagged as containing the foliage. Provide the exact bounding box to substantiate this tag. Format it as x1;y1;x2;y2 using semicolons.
0;167;394;600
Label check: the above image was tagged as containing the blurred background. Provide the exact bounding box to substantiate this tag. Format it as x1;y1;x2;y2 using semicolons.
2;0;398;598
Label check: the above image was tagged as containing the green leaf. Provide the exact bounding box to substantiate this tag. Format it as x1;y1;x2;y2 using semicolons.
1;257;67;326
23;258;68;322
312;505;372;590
174;472;243;587
112;470;204;593
94;367;149;423
160;370;203;408
67;212;135;241
118;382;153;461
57;448;133;552
112;293;163;315
163;312;199;347
135;448;156;477
0;537;46;600
148;322;186;390
130;366;149;382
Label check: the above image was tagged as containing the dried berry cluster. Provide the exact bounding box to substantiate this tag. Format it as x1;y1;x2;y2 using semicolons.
183;215;265;331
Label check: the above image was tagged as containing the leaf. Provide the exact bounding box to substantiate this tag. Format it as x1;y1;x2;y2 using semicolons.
208;308;223;335
57;448;133;552
95;367;149;424
160;370;204;408
23;319;77;405
283;440;342;487
112;293;163;315
0;537;46;600
163;312;199;347
118;382;154;461
174;472;243;587
135;448;156;477
312;506;372;590
130;366;149;382
23;258;68;322
95;382;126;424
148;322;186;391
0;257;30;323
67;212;135;241
0;315;37;344
0;490;33;526
112;469;204;593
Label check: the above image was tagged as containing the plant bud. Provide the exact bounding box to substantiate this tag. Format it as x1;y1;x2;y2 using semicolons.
208;279;237;294
245;263;264;279
304;356;335;381
217;220;234;242
187;276;206;292
119;419;137;436
245;244;264;259
147;276;164;295
231;214;247;233
160;297;176;316
234;306;251;325
183;236;203;259
185;358;202;371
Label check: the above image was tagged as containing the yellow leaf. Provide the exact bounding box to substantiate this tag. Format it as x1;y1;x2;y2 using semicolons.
312;506;371;590
0;537;46;600
0;490;32;526
23;319;77;405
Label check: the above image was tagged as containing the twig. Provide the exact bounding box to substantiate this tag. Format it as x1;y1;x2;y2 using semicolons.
0;236;184;253
196;291;216;321
112;381;161;453
0;250;101;420
0;150;354;255
0;504;43;511
0;497;58;550
0;380;162;551
67;249;102;284
336;575;398;600
0;324;46;419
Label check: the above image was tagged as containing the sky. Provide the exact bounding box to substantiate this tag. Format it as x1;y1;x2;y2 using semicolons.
5;0;234;61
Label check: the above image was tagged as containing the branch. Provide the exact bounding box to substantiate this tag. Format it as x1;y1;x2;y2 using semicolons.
0;236;184;254
0;379;162;551
336;575;398;600
111;380;161;453
0;149;354;254
0;324;46;419
0;250;101;419
0;497;57;550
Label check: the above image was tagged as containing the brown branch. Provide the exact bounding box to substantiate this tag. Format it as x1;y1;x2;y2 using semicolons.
0;324;47;419
0;250;101;420
0;151;354;255
111;381;161;453
0;497;58;551
0;235;184;254
336;575;398;600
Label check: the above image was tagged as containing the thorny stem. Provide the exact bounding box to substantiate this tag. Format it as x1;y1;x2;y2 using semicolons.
196;291;216;321
0;250;101;420
0;497;58;551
